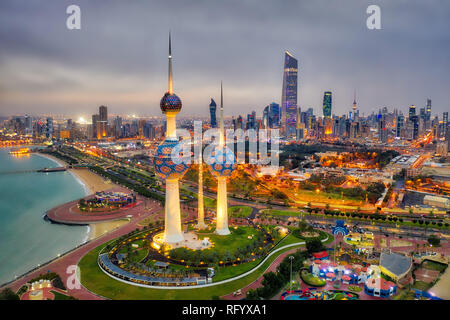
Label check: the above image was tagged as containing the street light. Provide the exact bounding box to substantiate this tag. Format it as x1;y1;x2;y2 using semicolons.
289;256;294;291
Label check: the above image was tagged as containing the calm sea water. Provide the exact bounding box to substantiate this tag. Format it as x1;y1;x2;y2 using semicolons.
0;148;88;285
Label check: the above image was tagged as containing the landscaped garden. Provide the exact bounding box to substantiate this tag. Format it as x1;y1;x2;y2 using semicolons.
228;206;252;218
300;269;326;287
78;232;323;299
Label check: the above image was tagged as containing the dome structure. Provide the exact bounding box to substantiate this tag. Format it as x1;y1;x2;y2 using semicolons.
206;146;236;178
160;92;182;113
153;139;190;179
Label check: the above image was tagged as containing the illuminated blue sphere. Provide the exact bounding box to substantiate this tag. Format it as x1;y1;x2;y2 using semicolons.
206;146;236;178
153;139;190;179
160;92;182;113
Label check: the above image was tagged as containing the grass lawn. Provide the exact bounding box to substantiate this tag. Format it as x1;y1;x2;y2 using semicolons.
229;206;252;218
393;288;416;300
300;270;326;287
197;226;261;256
213;259;261;282
413;280;432;291
78;231;334;299
422;260;448;273
50;290;74;300
77;231;333;299
79;241;307;299
261;209;299;217
180;187;216;208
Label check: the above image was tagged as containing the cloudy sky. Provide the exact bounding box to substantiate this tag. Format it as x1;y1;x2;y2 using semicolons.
0;0;449;119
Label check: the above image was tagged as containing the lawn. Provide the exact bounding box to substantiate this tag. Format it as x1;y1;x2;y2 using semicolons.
228;206;252;218
180;187;216;208
261;209;299;217
79;241;308;299
422;260;448;273
197;226;261;256
50;290;75;300
77;231;337;300
300;270;326;287
213;259;261;282
77;230;333;300
412;280;432;291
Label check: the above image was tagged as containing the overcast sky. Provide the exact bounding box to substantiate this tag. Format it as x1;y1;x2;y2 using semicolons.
0;0;449;119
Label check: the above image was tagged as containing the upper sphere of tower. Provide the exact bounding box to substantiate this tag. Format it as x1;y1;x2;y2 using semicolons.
160;92;182;113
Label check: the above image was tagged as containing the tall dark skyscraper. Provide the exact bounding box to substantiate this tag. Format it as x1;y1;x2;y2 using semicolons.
269;102;280;128
92;114;99;139
409;105;416;118
281;51;298;137
209;98;217;128
46;117;53;139
426;99;432;121
98;105;108;138
396;114;404;138
323;91;332;118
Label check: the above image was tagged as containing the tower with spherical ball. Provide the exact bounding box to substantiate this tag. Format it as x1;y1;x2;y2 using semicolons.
206;83;236;235
153;33;189;244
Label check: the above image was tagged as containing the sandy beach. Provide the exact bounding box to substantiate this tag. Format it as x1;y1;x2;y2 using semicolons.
36;152;113;195
88;219;130;240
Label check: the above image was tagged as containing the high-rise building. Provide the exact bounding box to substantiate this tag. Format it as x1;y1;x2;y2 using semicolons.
323;91;332;118
378;114;387;143
113;116;122;138
98;105;108;138
46;117;53;139
91;114;99;139
209;98;217;128
263;106;269;128
281;51;298;137
396;114;404;138
426;99;432;121
269;102;280;128
409;105;416;118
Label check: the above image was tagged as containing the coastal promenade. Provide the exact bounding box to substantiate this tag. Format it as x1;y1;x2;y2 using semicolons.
3;201;163;300
45;186;146;225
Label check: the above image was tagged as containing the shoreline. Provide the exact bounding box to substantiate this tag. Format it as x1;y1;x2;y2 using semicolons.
0;150;131;287
34;152;92;194
36;152;132;241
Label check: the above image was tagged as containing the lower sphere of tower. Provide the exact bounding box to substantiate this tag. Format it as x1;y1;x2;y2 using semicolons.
153;139;190;179
206;146;236;178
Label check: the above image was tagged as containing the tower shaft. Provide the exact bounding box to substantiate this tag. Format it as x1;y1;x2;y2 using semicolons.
216;176;230;235
197;149;206;229
164;178;184;243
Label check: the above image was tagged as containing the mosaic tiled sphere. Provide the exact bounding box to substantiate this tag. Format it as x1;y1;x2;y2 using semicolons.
206;146;236;178
160;92;182;113
153;139;190;179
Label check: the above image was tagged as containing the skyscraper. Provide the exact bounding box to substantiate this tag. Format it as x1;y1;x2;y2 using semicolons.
269;102;280;128
98;105;108;138
409;105;416;118
323;91;332;118
209;98;217;128
263;105;269;128
281;51;298;137
46;117;53;139
426;99;432;121
92;114;99;139
396;114;404;138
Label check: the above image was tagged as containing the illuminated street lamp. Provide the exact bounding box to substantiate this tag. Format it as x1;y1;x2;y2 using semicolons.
289;256;294;291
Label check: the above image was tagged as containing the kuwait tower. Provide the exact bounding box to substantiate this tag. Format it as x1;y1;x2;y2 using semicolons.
206;83;236;235
153;33;190;244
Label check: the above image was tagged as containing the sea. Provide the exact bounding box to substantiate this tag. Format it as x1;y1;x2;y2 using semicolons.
0;147;89;285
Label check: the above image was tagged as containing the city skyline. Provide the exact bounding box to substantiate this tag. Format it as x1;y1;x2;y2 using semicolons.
1;0;450;118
